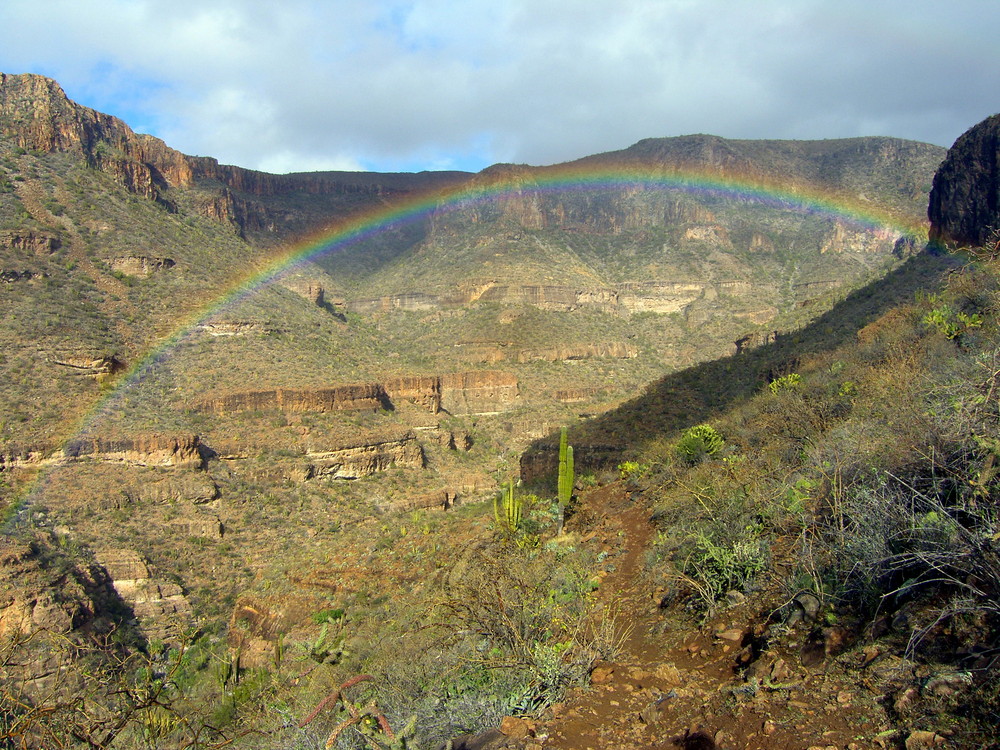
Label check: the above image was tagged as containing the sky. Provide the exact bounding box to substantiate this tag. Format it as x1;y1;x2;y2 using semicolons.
1;1;997;175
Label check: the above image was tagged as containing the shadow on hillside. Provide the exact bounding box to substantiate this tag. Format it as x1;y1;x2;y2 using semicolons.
521;250;960;479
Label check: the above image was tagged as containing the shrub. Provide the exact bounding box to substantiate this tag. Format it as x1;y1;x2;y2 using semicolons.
676;424;724;464
768;372;802;394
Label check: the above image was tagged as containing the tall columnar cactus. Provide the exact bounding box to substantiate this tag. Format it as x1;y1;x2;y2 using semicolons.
493;479;522;535
557;427;574;534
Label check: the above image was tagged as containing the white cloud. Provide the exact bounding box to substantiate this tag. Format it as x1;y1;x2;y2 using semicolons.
0;0;997;172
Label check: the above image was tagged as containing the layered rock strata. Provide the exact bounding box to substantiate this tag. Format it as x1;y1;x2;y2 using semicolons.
194;372;519;417
305;431;424;479
94;549;193;642
194;385;388;416
62;434;204;468
0;229;61;254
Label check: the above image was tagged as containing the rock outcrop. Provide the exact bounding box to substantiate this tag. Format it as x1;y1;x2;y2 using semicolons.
383;375;443;413
1;269;43;283
193;372;520;418
305;431;425;479
196;320;282;336
0;538;143;692
440;371;519;415
49;353;124;378
193;385;389;416
0;540;96;642
928;113;1000;249
0;229;61;254
63;434;204;468
515;342;637;363
93;548;193;642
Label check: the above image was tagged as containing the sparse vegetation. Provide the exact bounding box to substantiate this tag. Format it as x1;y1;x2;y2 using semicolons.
1;85;988;748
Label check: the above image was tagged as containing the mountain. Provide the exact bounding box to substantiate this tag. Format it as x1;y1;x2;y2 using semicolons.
2;72;981;749
928;112;1000;249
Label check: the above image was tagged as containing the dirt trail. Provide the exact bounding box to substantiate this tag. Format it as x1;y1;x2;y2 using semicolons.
530;483;895;750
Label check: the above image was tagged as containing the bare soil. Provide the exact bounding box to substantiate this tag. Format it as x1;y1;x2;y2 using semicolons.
528;483;905;750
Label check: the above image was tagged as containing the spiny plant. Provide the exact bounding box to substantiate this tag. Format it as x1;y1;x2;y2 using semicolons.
557;426;574;534
493;479;523;536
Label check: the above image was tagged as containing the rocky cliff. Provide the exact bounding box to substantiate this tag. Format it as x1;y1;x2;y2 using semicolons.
93;548;193;642
928;113;1000;249
192;372;519;417
0;72;466;238
305;431;425;479
193;384;389;415
62;434;204;468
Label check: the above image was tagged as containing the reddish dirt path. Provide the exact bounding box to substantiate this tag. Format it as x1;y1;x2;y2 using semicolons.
529;483;894;750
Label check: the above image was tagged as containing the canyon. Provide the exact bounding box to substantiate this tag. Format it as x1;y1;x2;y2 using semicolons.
7;72;992;749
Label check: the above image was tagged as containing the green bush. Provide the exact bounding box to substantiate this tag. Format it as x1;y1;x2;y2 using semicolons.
676;424;724;464
768;372;802;394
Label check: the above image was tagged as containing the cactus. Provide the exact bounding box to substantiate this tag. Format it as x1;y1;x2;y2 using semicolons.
557;427;574;534
493;479;522;535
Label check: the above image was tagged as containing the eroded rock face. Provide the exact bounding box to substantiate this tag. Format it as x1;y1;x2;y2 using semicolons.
440;371;519;415
49;353;124;378
0;229;61;254
516;342;637;363
196;320;283;336
63;434;204;469
193;372;521;418
306;431;424;479
383;375;443;413
194;385;388;415
929;113;1000;249
93;549;193;642
0;538;133;692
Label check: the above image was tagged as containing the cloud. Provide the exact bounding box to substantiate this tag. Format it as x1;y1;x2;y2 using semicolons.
1;0;997;172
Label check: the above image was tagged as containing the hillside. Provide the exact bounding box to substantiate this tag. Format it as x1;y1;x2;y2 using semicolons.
3;72;990;750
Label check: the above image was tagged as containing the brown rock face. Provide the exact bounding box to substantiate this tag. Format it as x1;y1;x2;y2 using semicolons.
928;113;1000;249
0;229;61;255
383;375;443;412
193;385;389;416
93;549;193;642
515;342;636;363
62;434;204;468
107;255;175;277
306;431;425;479
440;371;519;414
50;353;125;378
193;372;520;417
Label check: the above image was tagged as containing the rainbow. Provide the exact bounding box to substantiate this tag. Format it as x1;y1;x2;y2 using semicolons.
9;162;928;522
80;161;930;431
